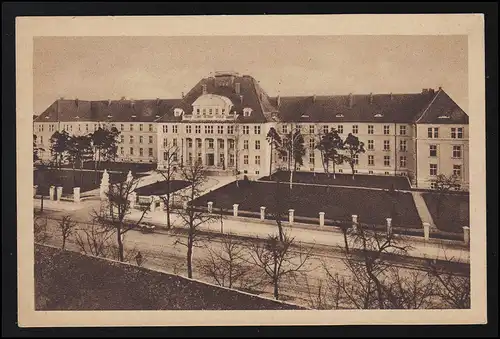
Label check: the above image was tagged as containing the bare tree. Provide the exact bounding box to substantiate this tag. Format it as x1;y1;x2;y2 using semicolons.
248;232;313;300
156;142;179;230
58;215;77;250
198;233;250;289
432;173;462;219
99;177;149;262
174;160;220;278
34;215;49;244
74;217;115;258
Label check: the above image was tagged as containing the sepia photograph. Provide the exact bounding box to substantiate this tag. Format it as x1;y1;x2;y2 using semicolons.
16;14;487;327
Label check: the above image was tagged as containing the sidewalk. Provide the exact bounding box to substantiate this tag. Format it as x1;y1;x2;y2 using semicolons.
126;209;470;264
411;191;436;227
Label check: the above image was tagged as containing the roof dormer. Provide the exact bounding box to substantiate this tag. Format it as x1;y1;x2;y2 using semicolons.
174;108;184;117
243;107;253;117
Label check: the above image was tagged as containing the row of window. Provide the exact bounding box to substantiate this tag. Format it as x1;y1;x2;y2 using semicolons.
429;145;462;158
282;124;409;136
427;127;464;139
161;124;261;135
36;123;156;133
120;147;154;157
429;164;462;177
121;135;154;144
163;138;236;149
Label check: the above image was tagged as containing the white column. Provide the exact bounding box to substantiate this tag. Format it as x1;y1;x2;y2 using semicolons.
208;201;213;213
214;138;219;167
289;209;295;225
351;214;358;232
49;186;55;201
73;187;81;203
129;192;136;209
150;197;156;212
159;199;165;211
423;222;430;241
319;212;325;227
463;226;470;245
233;204;239;217
56;186;63;201
260;206;266;220
224;138;229;170
201;138;206;166
386;218;392;235
33;185;38;198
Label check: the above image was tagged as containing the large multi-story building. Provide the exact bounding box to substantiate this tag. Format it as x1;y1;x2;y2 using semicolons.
33;72;469;189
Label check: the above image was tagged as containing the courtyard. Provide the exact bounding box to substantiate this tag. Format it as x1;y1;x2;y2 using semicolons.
192;180;421;228
259;171;412;190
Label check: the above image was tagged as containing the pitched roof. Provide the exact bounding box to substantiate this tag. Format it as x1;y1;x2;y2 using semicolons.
158;74;278;123
414;89;468;124
273;89;467;124
34;99;181;123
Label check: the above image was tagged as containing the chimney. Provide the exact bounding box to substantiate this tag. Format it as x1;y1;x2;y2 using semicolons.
422;89;428;95
202;84;207;95
312;95;316;103
59;96;65;101
156;98;160;106
235;82;241;94
130;100;135;109
348;93;353;108
107;99;112;107
277;95;281;108
429;88;435;95
75;98;79;107
181;92;185;98
369;93;373;105
121;96;126;100
438;86;442;91
390;93;393;101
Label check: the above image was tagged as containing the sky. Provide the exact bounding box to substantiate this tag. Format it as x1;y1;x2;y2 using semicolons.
33;35;468;115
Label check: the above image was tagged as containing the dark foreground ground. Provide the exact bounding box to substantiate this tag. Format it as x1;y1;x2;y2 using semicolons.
34;244;303;310
260;171;412;190
192;180;421;227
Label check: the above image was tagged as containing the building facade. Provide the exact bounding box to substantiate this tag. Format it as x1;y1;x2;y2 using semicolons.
33;72;469;190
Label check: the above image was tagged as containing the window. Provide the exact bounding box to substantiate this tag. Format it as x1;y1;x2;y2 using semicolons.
309;153;315;165
282;125;289;134
40;136;43;144
120;147;124;155
451;127;464;139
218;125;224;134
139;148;144;156
452;145;462;158
173;138;177;147
130;147;134;155
368;125;374;134
202;108;206;115
204;125;214;134
369;170;373;174
368;140;374;151
139;124;143;131
429;145;437;157
384;125;390;135
322;125;328;134
430;182;437;189
78;124;81;132
209;108;213;115
187;139;193;148
352;125;358;134
338;169;343;173
243;108;253;117
120;135;124;143
429;164;438;176
368;155;374;166
208;139;214;149
227;125;234;134
309;125;315;134
453;165;462;177
163;138;168;147
196;108;200;115
215;108;219;115
384;156;390;167
139;136;143;144
400;156;407;168
173;125;178;133
384;171;390;175
338;125;343;134
195;125;201;134
309;138;315;149
130;124;134;131
197;152;202;163
254;126;261;135
173;152;178;162
186;125;192;134
197;139;202;149
148;148;153;157
149;136;153;144
70;125;73;132
163;125;168;133
229;154;235;166
229;139;235;149
399;125;407;135
244;155;249;165
353;154;359;165
255;155;261;165
130;136;134;144
243;126;249;135
163;151;169;161
399;140;407;152
188;152;193;164
149;124;153;132
255;140;261;150
243;140;249;150
219;139;224;149
383;140;390;151
428;127;439;138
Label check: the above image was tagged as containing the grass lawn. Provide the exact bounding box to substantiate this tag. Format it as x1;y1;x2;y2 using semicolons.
422;193;470;233
33;169;140;195
192;181;421;228
59;161;157;173
260;170;411;190
34;244;302;310
135;180;191;196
